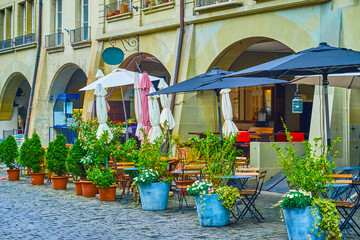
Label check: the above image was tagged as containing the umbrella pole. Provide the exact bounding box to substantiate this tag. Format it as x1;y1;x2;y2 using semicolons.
323;73;332;157
120;86;129;141
216;90;223;145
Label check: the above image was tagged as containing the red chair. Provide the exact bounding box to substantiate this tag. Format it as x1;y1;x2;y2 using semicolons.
290;132;304;142
237;131;250;144
276;132;304;142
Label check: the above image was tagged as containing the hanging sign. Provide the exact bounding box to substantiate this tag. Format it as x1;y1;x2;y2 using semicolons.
102;47;124;65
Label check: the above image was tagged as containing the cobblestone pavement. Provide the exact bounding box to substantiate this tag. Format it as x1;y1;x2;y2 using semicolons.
0;169;358;240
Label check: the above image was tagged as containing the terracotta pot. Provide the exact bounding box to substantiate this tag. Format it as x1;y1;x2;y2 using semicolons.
74;181;83;195
52;176;68;190
115;10;120;15
30;172;45;185
174;179;196;196
80;180;99;197
98;184;118;201
120;3;128;13
7;169;20;181
164;0;169;3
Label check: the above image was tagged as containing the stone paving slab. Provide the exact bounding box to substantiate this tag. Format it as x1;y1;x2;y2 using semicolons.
0;169;358;240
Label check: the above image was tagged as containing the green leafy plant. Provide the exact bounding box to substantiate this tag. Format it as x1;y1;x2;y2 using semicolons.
66;139;87;180
0;135;19;169
86;167;117;188
272;122;342;240
113;138;138;163
133;169;159;185
216;186;241;210
277;190;312;210
188;180;213;196
46;134;69;176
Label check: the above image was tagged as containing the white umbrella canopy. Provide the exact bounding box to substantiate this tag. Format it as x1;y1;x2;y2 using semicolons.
220;88;238;137
94;84;113;142
80;68;161;91
95;69;105;79
134;73;143;138
147;87;162;143
158;78;175;129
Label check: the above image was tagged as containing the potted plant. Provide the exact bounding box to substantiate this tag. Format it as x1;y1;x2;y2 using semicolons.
19;133;46;185
68;112;125;197
46;134;69;190
187;130;241;227
66;139;87;195
87;167;117;201
0;135;20;181
272;124;342;239
132;131;176;210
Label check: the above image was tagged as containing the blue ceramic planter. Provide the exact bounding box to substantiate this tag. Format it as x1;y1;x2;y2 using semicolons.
138;182;170;211
195;194;230;227
283;206;325;240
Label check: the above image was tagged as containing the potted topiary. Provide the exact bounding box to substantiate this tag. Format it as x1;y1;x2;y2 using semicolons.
186;129;241;227
87;167;117;201
19;133;46;185
272;124;342;239
46;134;69;190
0;135;20;181
66;139;87;195
132;131;177;211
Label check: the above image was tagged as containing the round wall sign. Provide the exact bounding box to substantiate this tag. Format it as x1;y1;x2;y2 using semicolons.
102;47;124;65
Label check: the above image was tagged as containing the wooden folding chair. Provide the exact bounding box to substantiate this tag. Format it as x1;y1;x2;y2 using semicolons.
325;174;353;201
115;162;135;195
236;170;267;222
334;196;360;237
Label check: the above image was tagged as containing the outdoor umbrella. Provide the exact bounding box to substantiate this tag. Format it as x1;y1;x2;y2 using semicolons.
95;69;105;79
94;84;113;142
158;78;175;130
148;67;287;143
80;68;160;140
140;72;154;136
147;87;162;143
220;89;238;137
134;72;144;138
228;42;360;147
291;73;360;165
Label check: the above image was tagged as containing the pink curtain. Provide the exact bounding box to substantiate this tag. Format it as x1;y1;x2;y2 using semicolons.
140;72;154;136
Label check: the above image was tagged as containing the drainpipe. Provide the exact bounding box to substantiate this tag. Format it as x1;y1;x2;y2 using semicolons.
24;0;42;138
169;0;184;112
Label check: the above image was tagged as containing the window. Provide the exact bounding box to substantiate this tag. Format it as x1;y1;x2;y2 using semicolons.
230;86;273;122
0;10;5;41
82;0;89;40
31;1;35;33
56;0;62;45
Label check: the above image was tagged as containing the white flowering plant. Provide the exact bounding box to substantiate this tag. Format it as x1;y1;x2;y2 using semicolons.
187;181;240;210
133;169;172;186
276;190;312;210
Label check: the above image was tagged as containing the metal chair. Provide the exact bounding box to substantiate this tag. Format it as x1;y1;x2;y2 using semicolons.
235;170;267;222
334;195;360;237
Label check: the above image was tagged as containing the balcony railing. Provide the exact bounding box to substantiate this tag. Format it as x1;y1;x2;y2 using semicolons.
14;33;35;46
70;26;91;44
0;39;13;50
105;0;132;17
142;0;173;8
45;32;63;48
196;0;229;7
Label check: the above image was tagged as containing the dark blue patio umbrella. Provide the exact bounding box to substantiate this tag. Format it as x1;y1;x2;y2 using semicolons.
228;42;360;148
148;67;287;143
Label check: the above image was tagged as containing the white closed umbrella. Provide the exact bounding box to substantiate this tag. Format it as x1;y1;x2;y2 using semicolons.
147;87;162;143
134;73;143;138
220;88;238;137
158;78;175;129
94;84;113;142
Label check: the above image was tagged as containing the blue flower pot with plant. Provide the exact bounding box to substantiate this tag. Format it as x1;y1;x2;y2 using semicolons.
138;182;171;210
195;194;230;227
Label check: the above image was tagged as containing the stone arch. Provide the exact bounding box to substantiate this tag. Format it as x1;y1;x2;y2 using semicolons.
48;63;87;105
0;72;31;121
195;13;318;75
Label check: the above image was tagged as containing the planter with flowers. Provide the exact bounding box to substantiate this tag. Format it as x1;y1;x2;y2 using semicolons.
66;139;87;195
272;124;342;240
0;135;20;181
68;112;125;197
132;131;177;211
87;167;117;201
19;132;46;185
187;130;241;227
46;134;69;190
